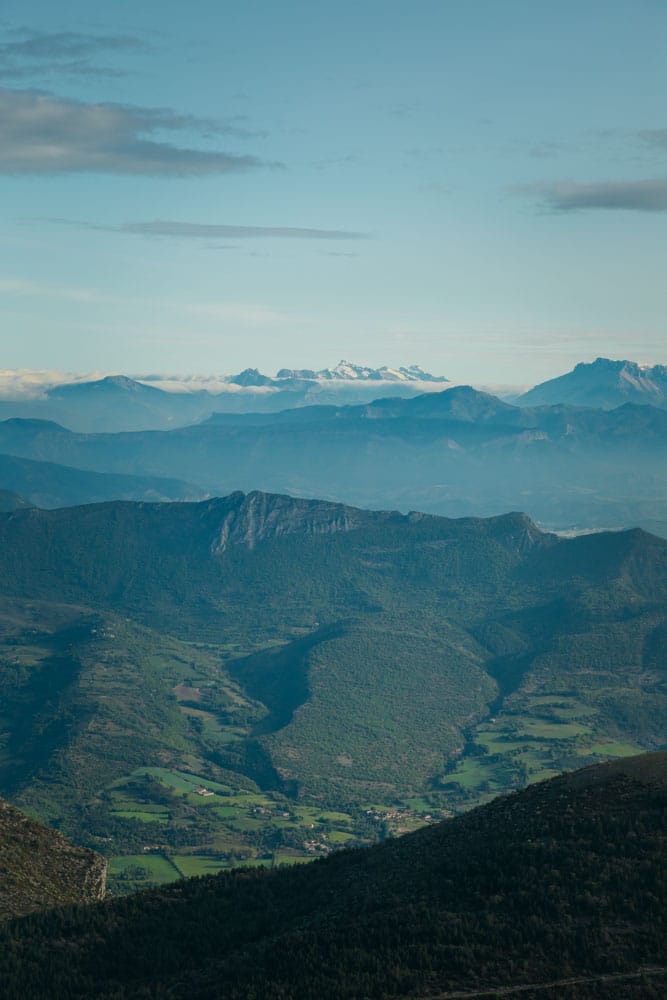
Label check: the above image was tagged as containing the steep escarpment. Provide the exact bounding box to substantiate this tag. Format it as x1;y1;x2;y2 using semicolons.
210;489;379;553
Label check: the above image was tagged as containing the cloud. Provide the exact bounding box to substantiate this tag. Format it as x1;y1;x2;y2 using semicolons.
0;88;272;175
514;178;667;212
639;129;667;150
0;28;147;80
0;368;109;399
114;220;368;240
0;276;105;302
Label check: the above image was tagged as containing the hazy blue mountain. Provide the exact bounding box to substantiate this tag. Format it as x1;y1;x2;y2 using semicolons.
0;450;202;508
0;378;207;432
46;374;210;429
0;363;451;432
1;386;666;536
517;357;667;409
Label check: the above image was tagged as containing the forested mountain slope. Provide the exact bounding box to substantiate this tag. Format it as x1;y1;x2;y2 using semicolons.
0;493;664;882
0;752;664;998
0;489;31;512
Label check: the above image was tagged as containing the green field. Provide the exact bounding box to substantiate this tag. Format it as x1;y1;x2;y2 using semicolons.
101;762;364;892
112;810;168;823
585;741;643;757
169;855;233;878
109;854;179;886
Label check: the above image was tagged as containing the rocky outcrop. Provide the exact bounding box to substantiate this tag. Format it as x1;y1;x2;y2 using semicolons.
0;797;106;920
211;490;370;553
518;357;667;409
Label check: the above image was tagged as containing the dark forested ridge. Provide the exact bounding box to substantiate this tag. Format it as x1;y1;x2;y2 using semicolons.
0;751;664;998
0;489;31;512
0;797;106;920
0;492;664;883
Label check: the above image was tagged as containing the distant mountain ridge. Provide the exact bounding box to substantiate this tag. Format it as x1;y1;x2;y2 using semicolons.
3;357;666;432
0;450;202;509
517;357;667;409
0;362;451;432
273;359;449;383
2;384;666;536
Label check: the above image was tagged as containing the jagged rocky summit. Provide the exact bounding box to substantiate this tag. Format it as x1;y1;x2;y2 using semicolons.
518;357;667;409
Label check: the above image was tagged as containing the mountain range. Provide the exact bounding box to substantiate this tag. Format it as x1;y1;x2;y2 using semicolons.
2;357;665;435
0;362;451;433
0;353;664;995
1;384;666;536
1;750;664;998
0;449;199;508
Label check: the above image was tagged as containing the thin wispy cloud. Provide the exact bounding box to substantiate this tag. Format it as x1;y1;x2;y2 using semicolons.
639;129;667;151
38;218;368;241
514;178;667;213
116;220;368;240
0;276;104;302
0;28;147;80
0;89;273;175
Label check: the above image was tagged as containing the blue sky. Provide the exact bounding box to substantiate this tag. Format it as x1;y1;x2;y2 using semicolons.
1;0;666;384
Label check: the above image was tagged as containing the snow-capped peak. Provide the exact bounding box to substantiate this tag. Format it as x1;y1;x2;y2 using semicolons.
273;361;448;383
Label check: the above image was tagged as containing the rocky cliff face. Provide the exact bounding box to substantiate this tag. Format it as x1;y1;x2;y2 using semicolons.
0;797;106;920
210;490;377;553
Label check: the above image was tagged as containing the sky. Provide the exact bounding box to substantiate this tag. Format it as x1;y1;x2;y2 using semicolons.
1;0;666;385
